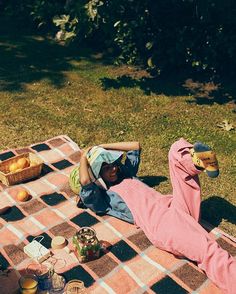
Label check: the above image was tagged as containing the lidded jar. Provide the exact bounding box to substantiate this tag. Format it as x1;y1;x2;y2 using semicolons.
73;227;100;263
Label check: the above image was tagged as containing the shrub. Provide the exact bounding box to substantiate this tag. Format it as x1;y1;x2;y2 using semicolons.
2;0;236;75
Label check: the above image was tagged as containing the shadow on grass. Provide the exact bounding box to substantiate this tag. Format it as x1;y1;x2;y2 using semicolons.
201;196;236;227
101;75;188;96
0;18;101;92
101;73;236;108
139;175;168;187
1;17;235;108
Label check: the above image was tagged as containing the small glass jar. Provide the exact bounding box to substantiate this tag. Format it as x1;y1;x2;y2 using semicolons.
73;227;100;263
65;280;86;294
19;274;38;294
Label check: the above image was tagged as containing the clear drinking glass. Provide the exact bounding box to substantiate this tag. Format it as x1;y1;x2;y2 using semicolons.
49;273;66;293
19;274;38;294
27;262;54;291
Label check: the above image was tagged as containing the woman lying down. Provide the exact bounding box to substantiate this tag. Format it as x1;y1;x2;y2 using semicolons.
69;139;236;294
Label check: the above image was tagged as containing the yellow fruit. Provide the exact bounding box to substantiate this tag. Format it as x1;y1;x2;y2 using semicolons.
30;161;37;167
9;162;19;173
17;157;30;169
17;190;30;202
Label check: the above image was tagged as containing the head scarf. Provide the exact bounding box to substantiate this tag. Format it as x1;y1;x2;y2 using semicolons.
69;146;123;194
87;146;123;179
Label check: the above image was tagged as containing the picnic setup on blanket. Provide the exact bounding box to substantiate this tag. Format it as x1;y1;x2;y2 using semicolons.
0;135;235;294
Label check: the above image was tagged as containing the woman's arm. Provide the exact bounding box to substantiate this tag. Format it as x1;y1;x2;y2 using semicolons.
99;141;141;152
79;148;92;186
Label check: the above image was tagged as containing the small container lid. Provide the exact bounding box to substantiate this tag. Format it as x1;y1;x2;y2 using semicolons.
51;236;67;250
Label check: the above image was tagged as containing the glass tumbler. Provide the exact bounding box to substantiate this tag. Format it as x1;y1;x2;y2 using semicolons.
19;274;38;294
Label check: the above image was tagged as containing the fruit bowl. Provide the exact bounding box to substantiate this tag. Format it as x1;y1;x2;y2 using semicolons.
0;152;43;186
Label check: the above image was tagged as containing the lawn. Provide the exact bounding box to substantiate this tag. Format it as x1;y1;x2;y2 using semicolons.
0;22;235;236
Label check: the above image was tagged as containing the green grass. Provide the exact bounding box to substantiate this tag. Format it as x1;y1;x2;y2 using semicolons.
0;25;236;236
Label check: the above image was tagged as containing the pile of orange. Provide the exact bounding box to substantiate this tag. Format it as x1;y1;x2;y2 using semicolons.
9;158;30;173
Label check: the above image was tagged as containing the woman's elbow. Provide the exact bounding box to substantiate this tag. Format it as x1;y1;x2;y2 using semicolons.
80;177;91;187
134;141;141;150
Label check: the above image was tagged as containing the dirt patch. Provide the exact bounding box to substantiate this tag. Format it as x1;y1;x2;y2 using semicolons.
183;78;220;98
109;65;151;79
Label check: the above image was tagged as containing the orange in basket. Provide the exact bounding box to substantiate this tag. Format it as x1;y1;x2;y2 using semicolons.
17;157;30;169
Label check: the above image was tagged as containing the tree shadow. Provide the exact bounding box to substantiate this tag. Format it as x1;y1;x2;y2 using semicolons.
101;74;188;96
1;16;235;108
139;175;168;188
0;17;101;92
201;196;236;227
100;72;236;107
183;77;236;106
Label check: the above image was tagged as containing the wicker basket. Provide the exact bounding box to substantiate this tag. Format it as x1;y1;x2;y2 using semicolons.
0;152;43;186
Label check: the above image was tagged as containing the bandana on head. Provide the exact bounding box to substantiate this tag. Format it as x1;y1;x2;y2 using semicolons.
87;146;123;179
69;146;123;194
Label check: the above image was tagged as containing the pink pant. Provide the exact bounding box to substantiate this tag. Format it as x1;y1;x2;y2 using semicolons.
154;138;236;293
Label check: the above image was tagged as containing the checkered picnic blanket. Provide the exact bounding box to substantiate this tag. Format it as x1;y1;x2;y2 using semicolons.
0;135;235;294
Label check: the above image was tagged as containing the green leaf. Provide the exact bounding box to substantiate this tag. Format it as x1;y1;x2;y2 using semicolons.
147;57;154;68
53;15;70;27
64;31;76;40
217;120;234;131
145;42;153;50
114;21;121;27
192;61;200;67
37;22;45;28
71;18;78;26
